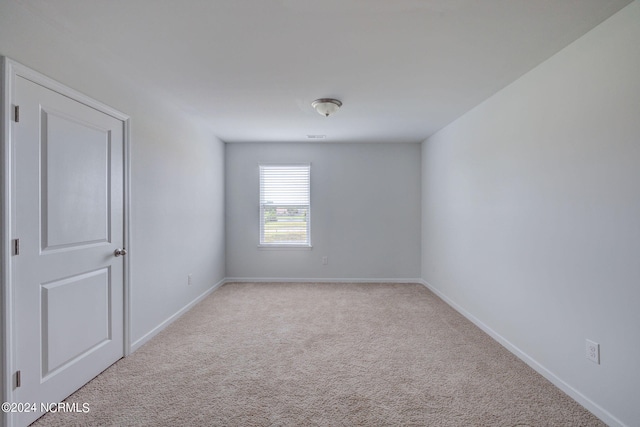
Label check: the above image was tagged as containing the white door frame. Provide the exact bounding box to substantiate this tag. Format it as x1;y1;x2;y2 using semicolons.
0;57;131;427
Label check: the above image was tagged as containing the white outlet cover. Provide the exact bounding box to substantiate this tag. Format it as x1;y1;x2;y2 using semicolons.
586;339;600;364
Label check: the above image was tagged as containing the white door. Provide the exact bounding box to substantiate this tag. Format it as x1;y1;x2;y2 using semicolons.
11;73;125;426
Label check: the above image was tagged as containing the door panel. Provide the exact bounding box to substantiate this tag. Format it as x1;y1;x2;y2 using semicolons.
41;267;112;377
12;74;125;426
41;109;111;250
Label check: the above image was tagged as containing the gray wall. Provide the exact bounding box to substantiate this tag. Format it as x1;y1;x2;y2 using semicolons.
226;142;421;280
421;3;640;426
0;1;226;350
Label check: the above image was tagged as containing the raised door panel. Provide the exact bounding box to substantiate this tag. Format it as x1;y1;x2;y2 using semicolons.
41;109;111;251
41;268;112;378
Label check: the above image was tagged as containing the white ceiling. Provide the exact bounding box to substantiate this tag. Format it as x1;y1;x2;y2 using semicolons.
17;0;633;143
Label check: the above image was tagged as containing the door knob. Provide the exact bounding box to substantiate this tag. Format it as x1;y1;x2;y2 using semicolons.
114;248;127;257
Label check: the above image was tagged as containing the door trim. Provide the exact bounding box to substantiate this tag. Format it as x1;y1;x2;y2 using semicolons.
1;57;131;427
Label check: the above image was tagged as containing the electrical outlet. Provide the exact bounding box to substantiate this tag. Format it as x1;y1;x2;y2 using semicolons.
322;256;328;265
188;273;193;286
586;339;600;364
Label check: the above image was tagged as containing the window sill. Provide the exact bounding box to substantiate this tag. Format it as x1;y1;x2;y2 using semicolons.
257;244;313;251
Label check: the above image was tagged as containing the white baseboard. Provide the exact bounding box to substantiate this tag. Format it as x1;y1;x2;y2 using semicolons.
129;278;226;353
224;277;423;284
419;279;626;427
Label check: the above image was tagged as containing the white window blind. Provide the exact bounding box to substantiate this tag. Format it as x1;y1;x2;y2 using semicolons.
259;164;311;246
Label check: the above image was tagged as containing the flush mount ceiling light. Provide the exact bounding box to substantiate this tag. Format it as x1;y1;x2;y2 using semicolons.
311;98;342;117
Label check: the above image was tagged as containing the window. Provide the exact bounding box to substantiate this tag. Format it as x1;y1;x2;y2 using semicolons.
259;164;311;247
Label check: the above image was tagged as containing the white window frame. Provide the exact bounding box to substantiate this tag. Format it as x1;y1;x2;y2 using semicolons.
258;163;311;249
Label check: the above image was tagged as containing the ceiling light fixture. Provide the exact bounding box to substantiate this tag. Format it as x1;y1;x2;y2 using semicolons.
311;98;342;117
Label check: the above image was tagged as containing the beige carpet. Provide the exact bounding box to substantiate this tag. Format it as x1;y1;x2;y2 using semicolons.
33;282;604;426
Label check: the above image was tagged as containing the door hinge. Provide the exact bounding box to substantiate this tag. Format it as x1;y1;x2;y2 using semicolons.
14;105;19;123
15;370;21;388
13;238;20;255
